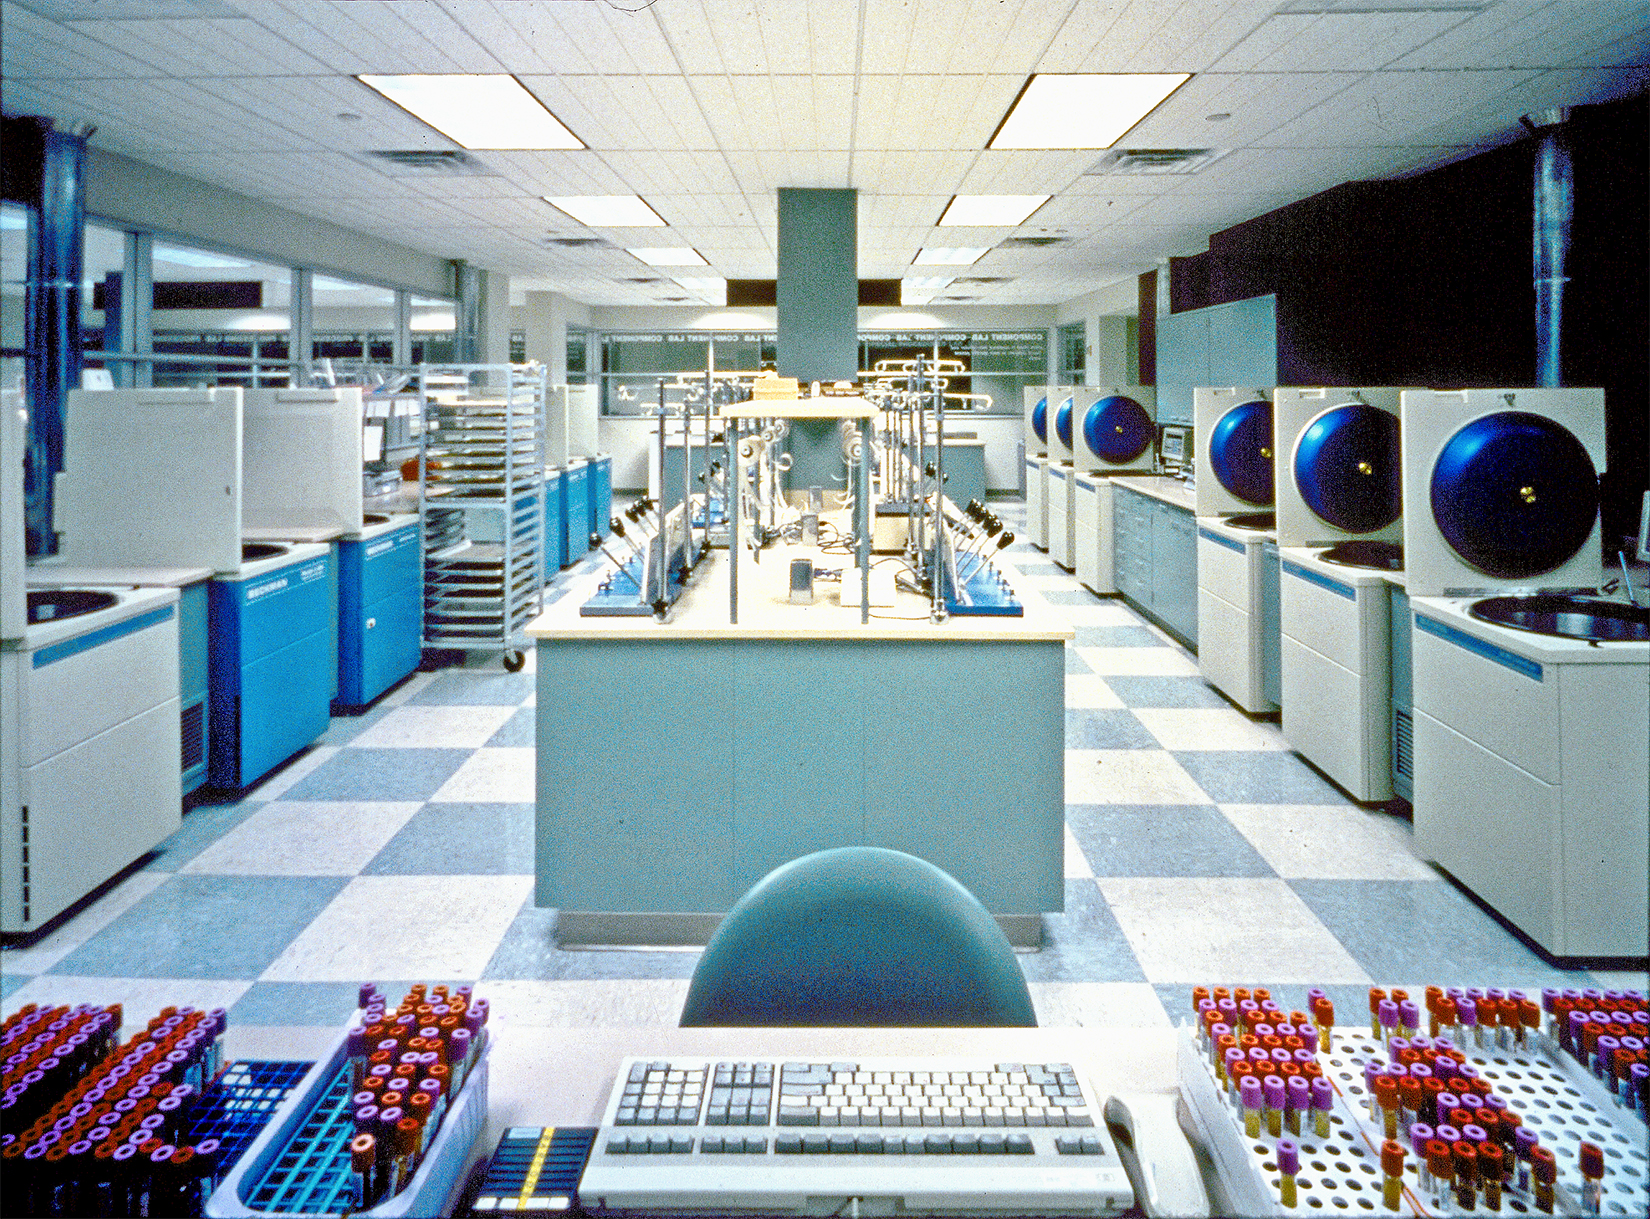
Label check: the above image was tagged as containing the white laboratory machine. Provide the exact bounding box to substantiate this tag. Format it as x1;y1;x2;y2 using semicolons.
2;401;182;932
1071;387;1157;594
1403;387;1648;959
1194;387;1279;713
1045;389;1088;569
1274;387;1407;801
1022;386;1050;550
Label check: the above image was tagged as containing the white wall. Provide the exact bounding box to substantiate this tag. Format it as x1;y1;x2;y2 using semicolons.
1055;279;1140;387
522;291;593;383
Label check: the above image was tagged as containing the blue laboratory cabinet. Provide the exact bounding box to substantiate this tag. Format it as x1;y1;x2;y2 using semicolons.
590;455;612;540
1114;484;1199;648
177;579;210;795
562;460;591;564
208;547;335;791
337;518;422;710
542;469;566;571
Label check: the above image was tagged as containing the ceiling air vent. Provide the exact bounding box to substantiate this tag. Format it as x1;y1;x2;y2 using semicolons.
363;149;493;176
1086;148;1225;176
952;277;1012;285
544;236;608;248
623;277;668;285
996;236;1067;249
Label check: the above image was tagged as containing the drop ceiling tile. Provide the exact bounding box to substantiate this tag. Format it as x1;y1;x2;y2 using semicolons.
651;1;728;74
953;150;1094;194
480;151;633;196
859;0;921;74
1208;11;1474;74
1387;0;1650;71
1110;0;1295;74
1256;69;1542;149
1118;71;1363;150
644;76;721;149
0;1;161;77
688;75;760;151
62;16;334;76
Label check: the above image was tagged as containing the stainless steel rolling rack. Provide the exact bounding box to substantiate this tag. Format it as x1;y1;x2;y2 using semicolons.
417;363;546;671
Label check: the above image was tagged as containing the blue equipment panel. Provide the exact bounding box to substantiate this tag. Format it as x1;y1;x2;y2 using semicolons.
1430;410;1597;579
208;553;335;791
1083;395;1154;464
177;579;211;796
1054;396;1074;450
590;454;612;540
1031;396;1048;444
941;560;1025;617
563;462;591;564
1293;403;1401;533
1209;398;1275;506
337;522;422;710
542;469;566;571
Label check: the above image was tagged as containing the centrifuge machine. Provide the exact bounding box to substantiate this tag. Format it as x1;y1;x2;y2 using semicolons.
1071;387;1157;595
1402;387;1648;958
1194;387;1280;713
1274;387;1406;801
1045;389;1089;570
1022;386;1051;551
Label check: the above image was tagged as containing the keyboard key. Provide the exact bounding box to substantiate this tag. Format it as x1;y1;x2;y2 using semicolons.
615;1108;637;1126
628;1064;649;1084
1006;1134;1034;1155
829;1134;856;1154
670;1137;693;1153
1081;1136;1103;1155
802;1134;829;1154
954;1134;980;1154
856;1134;884;1154
1055;1136;1081;1155
980;1133;1006;1155
778;1106;818;1126
606;1136;630;1155
775;1134;802;1155
1067;1112;1095;1127
924;1134;953;1155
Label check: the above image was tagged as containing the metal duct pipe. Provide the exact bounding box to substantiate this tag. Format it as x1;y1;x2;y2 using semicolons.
20;118;93;556
1525;107;1572;388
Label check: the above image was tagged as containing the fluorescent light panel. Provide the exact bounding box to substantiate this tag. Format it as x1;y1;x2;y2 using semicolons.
358;74;584;150
990;74;1191;150
628;247;707;267
937;196;1050;227
673;277;727;303
914;247;988;266
545;195;667;227
900;276;955;305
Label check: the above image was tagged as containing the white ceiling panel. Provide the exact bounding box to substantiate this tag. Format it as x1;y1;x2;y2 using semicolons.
478;151;635;196
1107;0;1291;74
532;0;682;74
1256;69;1541;149
1120;72;1364;148
1209;11;1475;74
953;150;1095;194
650;1;729;74
0;0;161;78
61;16;334;77
1388;1;1650;71
858;0;922;74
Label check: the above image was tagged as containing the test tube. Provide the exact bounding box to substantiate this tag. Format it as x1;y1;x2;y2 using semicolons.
1531;1145;1556;1213
1285;1076;1309;1135
1262;1075;1285;1137
1479;1140;1505;1211
1381;1139;1406;1212
1277;1138;1300;1208
1239;1076;1263;1138
1453;1139;1478;1210
1374;1075;1399;1139
1369;988;1388;1038
1427;1138;1454;1208
1578;1142;1604;1214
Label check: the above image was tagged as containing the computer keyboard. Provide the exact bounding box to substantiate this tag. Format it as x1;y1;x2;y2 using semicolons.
577;1056;1134;1216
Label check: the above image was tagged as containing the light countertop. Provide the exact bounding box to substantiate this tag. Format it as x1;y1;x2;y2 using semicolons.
24;562;214;588
1109;474;1198;512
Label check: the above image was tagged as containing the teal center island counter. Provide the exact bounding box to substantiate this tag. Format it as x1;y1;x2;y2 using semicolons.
526;542;1073;947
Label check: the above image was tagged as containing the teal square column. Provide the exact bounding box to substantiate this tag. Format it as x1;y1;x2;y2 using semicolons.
776;188;858;384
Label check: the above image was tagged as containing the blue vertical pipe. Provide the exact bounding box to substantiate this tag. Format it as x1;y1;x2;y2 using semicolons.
22;120;91;555
1530;109;1572;388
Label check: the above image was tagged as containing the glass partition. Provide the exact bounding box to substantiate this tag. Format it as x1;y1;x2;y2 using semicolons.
79;221;128;379
410;295;455;364
860;330;1047;415
150;241;292;387
0;203;25;358
312;274;396;365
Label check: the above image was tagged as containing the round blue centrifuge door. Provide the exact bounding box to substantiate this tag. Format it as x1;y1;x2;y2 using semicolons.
1082;395;1154;464
1209;399;1274;506
1292;403;1401;533
1031;397;1048;444
1431;411;1597;579
1054;397;1074;450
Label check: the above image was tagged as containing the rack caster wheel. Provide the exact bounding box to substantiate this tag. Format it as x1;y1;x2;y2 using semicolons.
503;650;527;672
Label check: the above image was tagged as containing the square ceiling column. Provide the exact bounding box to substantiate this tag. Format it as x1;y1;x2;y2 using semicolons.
777;188;858;385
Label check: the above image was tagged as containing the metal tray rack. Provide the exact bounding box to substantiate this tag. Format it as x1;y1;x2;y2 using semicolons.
417;365;546;670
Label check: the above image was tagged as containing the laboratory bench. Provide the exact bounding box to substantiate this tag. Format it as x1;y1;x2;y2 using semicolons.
1108;475;1199;650
526;536;1071;949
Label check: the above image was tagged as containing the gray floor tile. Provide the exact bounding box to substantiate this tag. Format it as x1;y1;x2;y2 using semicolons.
1;973;29;1000
1014;560;1062;575
49;875;346;980
1073;626;1164;648
485;708;536;748
1289;880;1597;990
482;900;701;980
143;800;266;872
1173;751;1349;805
1042;588;1105;606
1103;677;1230;708
229;980;369;1026
1020;881;1147;983
410;672;534;705
318;704;394;746
280;748;471;802
362;803;535;875
1068;805;1277;877
1065;648;1093;675
1065;708;1158;750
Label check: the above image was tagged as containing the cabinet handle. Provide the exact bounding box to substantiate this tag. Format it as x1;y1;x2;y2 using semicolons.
366;617;376;630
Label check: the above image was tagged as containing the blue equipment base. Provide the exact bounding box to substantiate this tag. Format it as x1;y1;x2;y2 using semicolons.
941;560;1025;617
579;550;689;617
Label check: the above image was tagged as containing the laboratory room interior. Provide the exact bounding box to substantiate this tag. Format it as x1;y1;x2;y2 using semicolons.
2;2;1648;1217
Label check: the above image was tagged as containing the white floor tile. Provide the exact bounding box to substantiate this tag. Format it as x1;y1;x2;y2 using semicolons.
1133;709;1289;751
1064;825;1094;878
180;802;421;876
1028;982;1171;1028
247;746;339;802
1064;675;1125;708
259;875;532;981
1220;805;1440;880
1073;646;1200;676
1098;877;1372;985
1060;604;1149;627
0;872;169;976
3;975;252;1020
1065;750;1211;805
478;979;691;1028
379;671;437;709
429;748;536;802
349;705;517;749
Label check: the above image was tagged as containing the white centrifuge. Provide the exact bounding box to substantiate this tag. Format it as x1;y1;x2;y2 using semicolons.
1022;386;1050;551
1194;387;1280;713
1071;387;1157;595
1042;390;1080;563
1274;387;1407;801
1402;387;1648;959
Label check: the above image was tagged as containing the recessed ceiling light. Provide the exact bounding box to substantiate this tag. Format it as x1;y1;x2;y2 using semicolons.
673;276;727;303
989;74;1191;150
1206;113;1232;122
937;196;1050;227
900;276;955;305
913;247;989;265
357;74;584;150
545;195;667;227
627;247;707;267
336;111;362;122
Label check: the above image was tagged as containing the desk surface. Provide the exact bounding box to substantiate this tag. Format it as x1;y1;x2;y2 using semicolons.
24;562;215;588
1109;474;1198;512
526;537;1072;643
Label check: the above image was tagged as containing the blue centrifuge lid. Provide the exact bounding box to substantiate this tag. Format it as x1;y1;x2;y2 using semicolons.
1082;395;1154;465
1031;397;1048;444
1292;403;1401;533
1209;398;1275;506
1055;397;1073;449
1431;410;1598;579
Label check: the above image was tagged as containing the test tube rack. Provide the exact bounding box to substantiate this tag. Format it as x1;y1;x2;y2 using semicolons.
1180;1020;1649;1217
461;1126;596;1215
